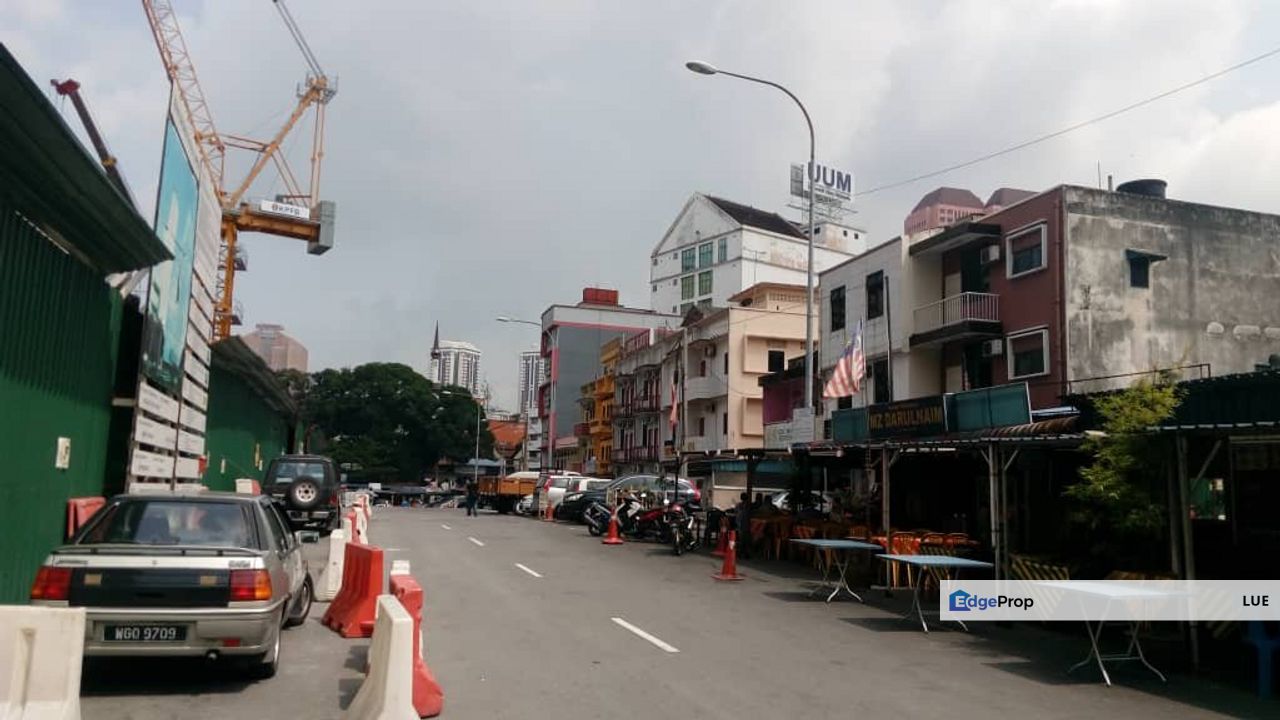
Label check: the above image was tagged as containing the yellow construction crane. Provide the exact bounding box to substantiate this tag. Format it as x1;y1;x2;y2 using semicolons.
142;0;336;340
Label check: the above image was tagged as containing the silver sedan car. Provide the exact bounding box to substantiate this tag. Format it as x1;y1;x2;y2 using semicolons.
31;491;316;679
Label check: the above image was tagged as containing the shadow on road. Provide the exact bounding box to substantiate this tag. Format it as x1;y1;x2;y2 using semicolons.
81;657;252;696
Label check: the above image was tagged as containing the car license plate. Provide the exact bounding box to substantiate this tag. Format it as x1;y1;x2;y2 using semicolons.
104;624;186;642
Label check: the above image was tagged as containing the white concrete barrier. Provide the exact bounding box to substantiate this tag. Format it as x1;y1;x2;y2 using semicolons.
355;510;369;546
315;528;347;602
346;596;417;720
0;606;86;720
234;478;257;494
389;559;411;576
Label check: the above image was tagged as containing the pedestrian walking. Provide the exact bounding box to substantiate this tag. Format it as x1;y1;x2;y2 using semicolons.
465;480;479;517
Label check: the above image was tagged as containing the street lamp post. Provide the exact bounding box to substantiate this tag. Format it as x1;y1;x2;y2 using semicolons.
497;316;544;472
686;60;818;413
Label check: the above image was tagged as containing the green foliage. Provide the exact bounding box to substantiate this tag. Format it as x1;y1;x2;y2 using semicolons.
1067;375;1182;541
298;363;493;482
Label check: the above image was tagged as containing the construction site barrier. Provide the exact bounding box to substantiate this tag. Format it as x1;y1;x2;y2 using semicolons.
316;528;348;602
390;559;411;576
390;574;444;717
0;606;86;720
322;543;384;638
356;510;369;545
346;596;418;720
234;478;261;495
65;497;105;539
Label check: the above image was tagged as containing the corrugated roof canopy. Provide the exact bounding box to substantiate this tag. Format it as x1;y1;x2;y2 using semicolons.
0;44;170;274
211;337;297;418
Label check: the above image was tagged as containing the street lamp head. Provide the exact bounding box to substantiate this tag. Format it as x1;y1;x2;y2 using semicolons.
496;316;512;323
685;61;718;76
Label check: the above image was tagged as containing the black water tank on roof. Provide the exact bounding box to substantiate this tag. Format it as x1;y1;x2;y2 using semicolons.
1116;178;1168;198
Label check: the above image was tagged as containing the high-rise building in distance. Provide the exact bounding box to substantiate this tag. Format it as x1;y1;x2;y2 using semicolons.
242;323;308;372
429;340;482;396
517;351;543;414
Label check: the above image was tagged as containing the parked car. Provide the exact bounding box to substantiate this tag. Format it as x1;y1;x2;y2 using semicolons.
566;475;698;523
264;454;341;532
31;491;316;679
771;490;834;513
536;472;583;511
555;479;612;521
516;494;534;515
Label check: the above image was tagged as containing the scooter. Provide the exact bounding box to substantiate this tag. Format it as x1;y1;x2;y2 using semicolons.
666;502;699;555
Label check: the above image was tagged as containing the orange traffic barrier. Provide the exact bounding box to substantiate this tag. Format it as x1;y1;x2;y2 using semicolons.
543;500;554;522
390;574;445;717
65;497;105;539
711;516;729;558
322;543;384;638
712;530;744;581
602;505;624;545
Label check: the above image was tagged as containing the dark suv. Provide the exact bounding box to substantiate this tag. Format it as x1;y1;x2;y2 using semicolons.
265;454;340;532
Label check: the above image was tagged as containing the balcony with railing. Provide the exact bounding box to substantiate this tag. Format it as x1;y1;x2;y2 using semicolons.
909;292;1002;348
573;421;591;437
634;394;661;413
685;375;727;402
632;446;658;462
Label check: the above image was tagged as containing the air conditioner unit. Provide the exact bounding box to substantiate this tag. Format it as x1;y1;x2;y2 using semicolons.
979;245;1001;265
980;339;1004;357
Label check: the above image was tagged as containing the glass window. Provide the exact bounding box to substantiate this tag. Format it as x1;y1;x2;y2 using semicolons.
717;237;727;262
830;285;846;331
81;500;255;549
681;248;696;271
1007;329;1049;379
722;412;728;434
866;271;884;319
723;352;729;374
870;357;890;403
698;242;713;268
681;275;695;300
1129;256;1150;288
698;271;712;296
1007;225;1047;278
680;302;693;315
767;350;785;373
263;503;292;552
837;396;853;410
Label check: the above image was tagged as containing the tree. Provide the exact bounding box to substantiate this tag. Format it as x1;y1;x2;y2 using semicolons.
301;363;493;482
1066;374;1182;557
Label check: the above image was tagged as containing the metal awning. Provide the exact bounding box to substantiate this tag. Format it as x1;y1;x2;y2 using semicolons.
907;220;1001;256
0;44;169;274
796;416;1082;454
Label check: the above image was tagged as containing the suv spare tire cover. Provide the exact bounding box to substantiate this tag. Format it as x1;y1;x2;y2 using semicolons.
288;477;323;510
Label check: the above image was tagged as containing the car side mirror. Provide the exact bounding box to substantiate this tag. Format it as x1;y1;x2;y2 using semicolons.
297;530;320;544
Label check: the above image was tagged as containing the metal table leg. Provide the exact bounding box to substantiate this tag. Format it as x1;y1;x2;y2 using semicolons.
825;550;864;604
1069;619;1167;686
807;546;834;598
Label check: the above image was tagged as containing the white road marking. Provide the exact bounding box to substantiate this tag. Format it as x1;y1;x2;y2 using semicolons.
468;536;485;547
515;563;542;578
441;524;452;530
611;617;680;653
383;547;404;552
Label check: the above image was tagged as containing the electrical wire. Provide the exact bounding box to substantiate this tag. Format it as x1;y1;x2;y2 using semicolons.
853;42;1280;198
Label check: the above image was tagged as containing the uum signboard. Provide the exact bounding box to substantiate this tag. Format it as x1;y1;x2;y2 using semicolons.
790;162;853;207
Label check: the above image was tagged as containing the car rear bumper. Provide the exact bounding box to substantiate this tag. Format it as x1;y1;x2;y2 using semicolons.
78;603;285;657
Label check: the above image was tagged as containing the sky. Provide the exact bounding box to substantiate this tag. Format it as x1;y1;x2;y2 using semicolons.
7;0;1280;411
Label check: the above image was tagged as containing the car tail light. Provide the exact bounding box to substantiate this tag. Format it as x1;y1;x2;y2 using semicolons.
694;488;702;502
229;569;272;602
30;566;72;601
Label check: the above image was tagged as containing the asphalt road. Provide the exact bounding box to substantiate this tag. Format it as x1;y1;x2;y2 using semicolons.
81;507;1273;719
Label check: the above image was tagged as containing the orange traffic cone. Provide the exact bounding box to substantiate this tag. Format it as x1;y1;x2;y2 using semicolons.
602;505;624;545
713;530;744;581
711;516;729;558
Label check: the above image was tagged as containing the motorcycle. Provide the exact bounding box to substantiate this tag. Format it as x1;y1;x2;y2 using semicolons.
665;501;701;555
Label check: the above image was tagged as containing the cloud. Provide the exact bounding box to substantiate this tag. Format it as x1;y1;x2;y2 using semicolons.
6;0;1280;412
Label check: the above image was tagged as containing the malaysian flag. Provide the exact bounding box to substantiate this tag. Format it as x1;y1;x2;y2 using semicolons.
669;374;679;429
823;319;865;399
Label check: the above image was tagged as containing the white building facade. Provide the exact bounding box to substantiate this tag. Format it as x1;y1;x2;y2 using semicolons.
650;193;865;316
817;233;943;425
429;340;482;396
517;351;543;415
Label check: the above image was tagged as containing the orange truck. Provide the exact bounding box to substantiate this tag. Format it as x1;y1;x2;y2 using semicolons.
479;471;539;514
